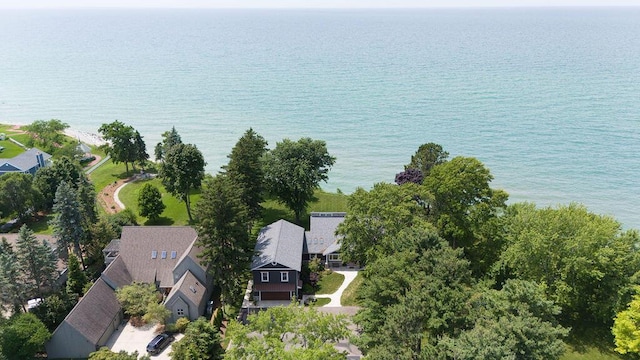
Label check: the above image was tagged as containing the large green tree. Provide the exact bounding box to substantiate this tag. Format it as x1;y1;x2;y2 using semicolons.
159;142;206;223
0;172;38;221
405;142;449;177
169;317;223;360
66;253;88;296
30;293;77;332
0;313;51;360
137;183;165;222
613;289;640;355
33;156;84;210
23;119;69;154
0;238;26;312
195;175;251;306
224;128;268;221
263;137;335;223
336;182;433;266
50;181;85;266
15;225;57;298
98;120;146;175
499;203;640;324
154;127;182;162
89;347;150;360
225;304;350;360
115;282;160;318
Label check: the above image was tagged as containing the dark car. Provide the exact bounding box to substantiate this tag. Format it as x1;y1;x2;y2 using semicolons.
146;333;174;355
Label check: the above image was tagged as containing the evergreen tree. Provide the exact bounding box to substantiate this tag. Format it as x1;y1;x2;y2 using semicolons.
154;126;182;162
133;130;149;171
0;238;26;312
33;156;84;210
195;175;251;306
137;183;166;222
50;181;85;267
224;128;268;221
16;225;57;298
66;253;88;296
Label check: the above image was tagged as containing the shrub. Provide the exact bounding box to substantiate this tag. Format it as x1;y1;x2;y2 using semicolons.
175;317;190;333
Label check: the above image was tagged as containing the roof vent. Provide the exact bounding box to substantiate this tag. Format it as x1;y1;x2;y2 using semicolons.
189;286;196;293
171;251;177;259
161;251;167;259
151;250;157;259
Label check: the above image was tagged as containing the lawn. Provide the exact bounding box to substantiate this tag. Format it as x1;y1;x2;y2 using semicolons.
116;176;201;226
340;272;363;306
316;271;345;295
560;323;623;360
313;298;331;307
0;139;24;158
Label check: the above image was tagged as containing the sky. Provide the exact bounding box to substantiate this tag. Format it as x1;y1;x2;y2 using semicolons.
0;0;639;9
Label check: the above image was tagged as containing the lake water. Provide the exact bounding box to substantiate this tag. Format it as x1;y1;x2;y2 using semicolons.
0;8;638;228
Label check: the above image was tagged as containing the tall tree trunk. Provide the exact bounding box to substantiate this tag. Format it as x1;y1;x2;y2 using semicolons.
74;242;86;270
185;191;193;223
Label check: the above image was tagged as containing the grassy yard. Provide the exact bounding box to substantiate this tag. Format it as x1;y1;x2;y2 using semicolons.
117;177;201;226
340;272;363;306
313;298;331;306
316;271;345;295
560;323;622;360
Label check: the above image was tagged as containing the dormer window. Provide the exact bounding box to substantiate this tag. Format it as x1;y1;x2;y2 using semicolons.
161;251;167;259
151;250;157;259
171;251;177;259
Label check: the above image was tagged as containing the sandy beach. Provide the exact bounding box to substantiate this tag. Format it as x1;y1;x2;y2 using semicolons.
63;128;107;146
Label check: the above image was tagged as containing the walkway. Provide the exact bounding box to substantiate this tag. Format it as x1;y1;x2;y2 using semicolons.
323;270;359;307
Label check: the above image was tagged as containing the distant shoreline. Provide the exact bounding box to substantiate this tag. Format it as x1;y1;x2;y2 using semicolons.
2;123;107;147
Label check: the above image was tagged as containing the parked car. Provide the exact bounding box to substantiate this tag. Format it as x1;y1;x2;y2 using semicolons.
146;333;174;355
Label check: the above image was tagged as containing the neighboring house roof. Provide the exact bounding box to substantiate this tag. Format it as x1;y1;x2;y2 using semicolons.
76;143;91;154
0;148;51;173
304;212;346;255
60;278;121;345
118;226;198;288
166;270;207;309
252;220;304;272
101;255;132;289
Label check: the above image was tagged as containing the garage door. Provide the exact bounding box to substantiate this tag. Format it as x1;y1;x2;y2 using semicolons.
260;292;291;301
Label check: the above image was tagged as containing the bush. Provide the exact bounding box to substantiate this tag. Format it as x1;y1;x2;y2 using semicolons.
175;317;190;333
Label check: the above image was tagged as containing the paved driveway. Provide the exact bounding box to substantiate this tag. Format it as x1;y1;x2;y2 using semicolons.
105;321;184;359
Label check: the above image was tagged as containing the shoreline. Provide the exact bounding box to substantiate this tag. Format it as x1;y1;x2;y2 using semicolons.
2;123;107;147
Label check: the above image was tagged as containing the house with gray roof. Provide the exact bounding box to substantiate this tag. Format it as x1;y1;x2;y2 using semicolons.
46;226;212;359
304;212;346;268
0;148;52;176
251;220;305;301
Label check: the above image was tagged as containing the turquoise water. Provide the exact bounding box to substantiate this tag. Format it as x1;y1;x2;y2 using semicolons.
0;8;638;228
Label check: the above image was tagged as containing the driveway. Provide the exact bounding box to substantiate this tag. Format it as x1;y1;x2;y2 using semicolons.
323;270;359;307
105;321;184;359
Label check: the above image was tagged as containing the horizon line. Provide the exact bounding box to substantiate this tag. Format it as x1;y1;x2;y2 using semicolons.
2;4;640;9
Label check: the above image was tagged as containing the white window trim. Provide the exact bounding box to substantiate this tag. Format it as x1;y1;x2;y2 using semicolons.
280;271;289;282
261;272;269;282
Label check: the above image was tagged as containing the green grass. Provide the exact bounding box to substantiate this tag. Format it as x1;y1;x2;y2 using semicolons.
0;139;24;158
88;159;132;193
313;297;331;307
560;323;623;360
116;176;201;226
340;272;363;306
316;271;345;295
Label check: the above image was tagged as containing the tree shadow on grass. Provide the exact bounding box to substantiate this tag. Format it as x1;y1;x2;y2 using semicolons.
144;216;174;226
564;320;620;357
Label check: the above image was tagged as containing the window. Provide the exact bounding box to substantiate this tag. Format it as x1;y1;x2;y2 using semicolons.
261;272;269;282
161;251;167;259
329;253;340;261
171;251;177;259
280;272;289;282
151;250;157;259
177;309;184;316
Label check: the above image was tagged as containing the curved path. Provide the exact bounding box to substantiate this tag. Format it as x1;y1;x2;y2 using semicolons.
113;181;128;210
322;270;359;307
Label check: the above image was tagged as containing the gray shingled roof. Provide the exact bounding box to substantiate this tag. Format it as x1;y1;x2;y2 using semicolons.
118;226;198;287
1;148;51;171
166;270;207;309
304;212;346;255
251;220;304;271
101;255;132;289
62;278;121;345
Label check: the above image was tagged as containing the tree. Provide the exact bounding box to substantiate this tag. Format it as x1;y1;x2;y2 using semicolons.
224;128;268;221
50;181;85;266
33;156;84;210
225;304;350;360
195;175;251;306
0;239;26;313
98;120;139;175
439;280;568;360
263;137;335;223
30;293;77;332
85;217;119;266
0;313;51;360
0;172;37;221
89;347;150;360
66;253;88;296
336;182;433;265
133;130;149;170
405;142;449;177
143;302;171;325
137;183;165;222
154;127;182;162
23;119;69;153
15;225;57;298
499;203;640;324
159;143;206;223
115;282;160;319
170;318;223;360
394;168;424;185
613;289;640;355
